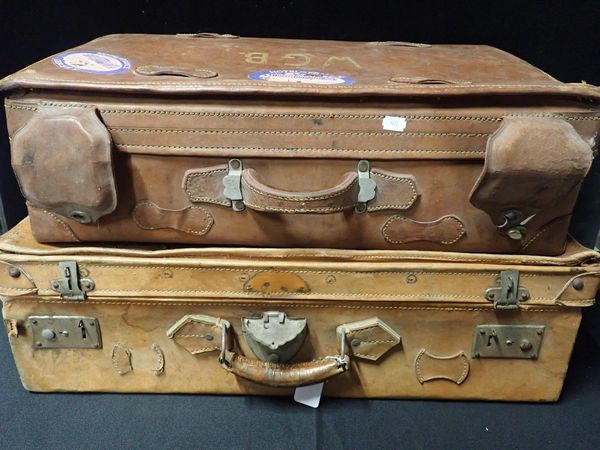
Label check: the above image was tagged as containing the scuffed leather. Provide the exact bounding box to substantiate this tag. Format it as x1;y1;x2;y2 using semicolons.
223;351;349;387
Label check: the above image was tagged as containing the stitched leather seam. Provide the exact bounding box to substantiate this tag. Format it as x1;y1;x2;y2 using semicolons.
41;210;81;242
382;216;466;245
369;174;418;209
11;299;570;311
131;201;214;236
107;127;489;138
7;104;600;122
242;202;354;213
190;346;219;352
242;177;358;202
115;143;485;154
184;169;231;206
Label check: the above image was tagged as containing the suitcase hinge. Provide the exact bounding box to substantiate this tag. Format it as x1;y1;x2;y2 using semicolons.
356;160;376;213
485;270;529;310
50;261;95;301
223;159;245;211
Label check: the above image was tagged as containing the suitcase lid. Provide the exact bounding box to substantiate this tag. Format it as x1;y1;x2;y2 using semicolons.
0;219;598;308
1;34;599;101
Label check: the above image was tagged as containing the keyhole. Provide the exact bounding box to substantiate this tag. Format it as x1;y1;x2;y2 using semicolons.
78;320;87;339
487;335;497;347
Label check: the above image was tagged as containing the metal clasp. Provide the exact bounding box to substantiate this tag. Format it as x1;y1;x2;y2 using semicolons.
223;159;244;211
356;160;376;213
485;270;530;310
496;209;533;240
50;261;95;301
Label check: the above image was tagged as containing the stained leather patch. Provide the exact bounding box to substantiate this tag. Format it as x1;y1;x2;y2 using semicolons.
415;350;469;385
111;343;133;375
244;271;310;294
338;317;401;361
11;104;117;223
470;117;593;224
167;315;229;355
132;201;214;236
382;215;465;245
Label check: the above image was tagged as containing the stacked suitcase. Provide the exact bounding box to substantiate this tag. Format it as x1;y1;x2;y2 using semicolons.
1;34;599;401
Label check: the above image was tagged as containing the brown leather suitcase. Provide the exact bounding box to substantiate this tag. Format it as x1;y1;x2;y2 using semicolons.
1;34;599;254
1;219;598;401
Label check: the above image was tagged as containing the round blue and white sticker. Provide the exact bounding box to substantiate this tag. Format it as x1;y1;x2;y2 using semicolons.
52;51;131;74
248;70;355;85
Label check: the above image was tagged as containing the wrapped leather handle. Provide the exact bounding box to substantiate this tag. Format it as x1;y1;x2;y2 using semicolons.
221;350;349;387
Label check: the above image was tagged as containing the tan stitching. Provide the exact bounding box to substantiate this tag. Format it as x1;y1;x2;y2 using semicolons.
115;143;485;155
242;176;357;202
382;215;466;245
242;202;355;213
131;201;214;236
368;174;418;210
41;210;80;242
107;127;489;138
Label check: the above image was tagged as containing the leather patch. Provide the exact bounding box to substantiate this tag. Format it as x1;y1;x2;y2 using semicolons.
470;117;593;225
183;165;231;206
167;315;229;355
338;317;401;361
415;350;469;385
132;201;213;236
368;169;419;211
112;343;133;375
11;104;117;223
150;343;165;376
244;271;310;295
382;215;466;245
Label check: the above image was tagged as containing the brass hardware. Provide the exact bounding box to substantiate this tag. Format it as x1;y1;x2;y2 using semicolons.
223;159;244;211
50;261;95;301
485;270;529;310
242;311;307;363
29;316;101;349
472;325;544;359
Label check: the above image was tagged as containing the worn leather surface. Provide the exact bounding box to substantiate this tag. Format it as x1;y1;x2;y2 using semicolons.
0;220;597;399
2;35;599;253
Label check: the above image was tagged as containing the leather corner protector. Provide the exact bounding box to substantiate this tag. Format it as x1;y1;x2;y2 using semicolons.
244;271;310;295
382;215;466;245
132;201;214;236
112;343;133;375
337;317;401;361
415;349;469;385
167;314;228;355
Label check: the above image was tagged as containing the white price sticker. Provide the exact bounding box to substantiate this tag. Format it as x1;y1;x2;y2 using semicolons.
382;115;407;132
294;382;324;408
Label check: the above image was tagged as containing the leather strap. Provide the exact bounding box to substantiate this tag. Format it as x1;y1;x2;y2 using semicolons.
183;164;419;213
222;350;349;387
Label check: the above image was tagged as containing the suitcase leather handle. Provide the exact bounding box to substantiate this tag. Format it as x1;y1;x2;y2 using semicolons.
221;350;349;387
183;161;419;214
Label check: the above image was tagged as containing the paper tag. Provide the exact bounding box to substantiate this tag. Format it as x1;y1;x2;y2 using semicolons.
382;116;407;132
294;382;324;408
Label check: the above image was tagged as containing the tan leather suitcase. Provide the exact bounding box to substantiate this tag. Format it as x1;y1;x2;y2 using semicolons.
1;219;598;401
2;34;599;254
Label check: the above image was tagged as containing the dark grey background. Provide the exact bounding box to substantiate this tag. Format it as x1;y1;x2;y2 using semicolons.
0;1;599;448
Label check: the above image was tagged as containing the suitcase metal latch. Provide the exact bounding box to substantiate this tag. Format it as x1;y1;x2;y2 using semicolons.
223;159;245;211
29;315;102;349
242;311;307;363
356;160;376;213
485;270;529;310
50;261;95;301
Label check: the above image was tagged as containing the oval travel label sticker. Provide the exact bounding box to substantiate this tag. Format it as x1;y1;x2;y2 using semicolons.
249;70;355;85
53;51;131;74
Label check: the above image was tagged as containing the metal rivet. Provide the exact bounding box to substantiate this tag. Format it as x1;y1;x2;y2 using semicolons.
406;274;417;284
233;200;245;211
537;329;543;335
8;267;21;278
351;339;361;347
230;159;241;170
31;320;38;325
240;274;249;282
479;329;486;335
355;203;367;213
205;333;214;341
507;228;523;240
35;342;42;347
520;339;532;351
41;329;56;341
357;160;369;172
267;353;279;363
530;353;537;359
520;292;530;301
325;275;336;284
69;210;92;224
571;278;584;291
473;352;480;359
51;281;60;290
